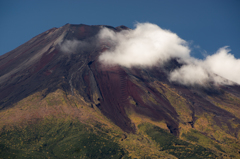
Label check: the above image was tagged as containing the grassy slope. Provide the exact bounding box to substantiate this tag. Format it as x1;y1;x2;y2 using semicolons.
149;81;240;158
0;89;175;159
138;123;216;159
1;81;240;158
0;120;125;159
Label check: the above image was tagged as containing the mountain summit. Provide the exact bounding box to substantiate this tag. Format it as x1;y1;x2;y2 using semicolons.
1;24;240;158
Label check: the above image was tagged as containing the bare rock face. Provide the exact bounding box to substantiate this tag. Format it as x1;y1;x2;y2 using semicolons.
1;23;240;138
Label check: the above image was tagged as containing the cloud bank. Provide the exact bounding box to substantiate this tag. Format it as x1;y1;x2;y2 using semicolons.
98;23;191;67
169;46;240;85
98;23;240;86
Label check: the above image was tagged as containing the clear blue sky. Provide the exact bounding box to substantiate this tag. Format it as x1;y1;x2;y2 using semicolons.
1;0;240;58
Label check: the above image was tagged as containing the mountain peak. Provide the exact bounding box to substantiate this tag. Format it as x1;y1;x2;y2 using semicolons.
1;23;240;158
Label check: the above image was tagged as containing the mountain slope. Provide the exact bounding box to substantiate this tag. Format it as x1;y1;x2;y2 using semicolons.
0;24;240;158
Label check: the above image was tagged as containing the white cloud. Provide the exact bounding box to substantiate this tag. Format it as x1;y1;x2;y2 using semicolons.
98;22;240;86
203;47;240;84
169;47;238;86
98;23;191;67
59;23;239;86
170;64;211;86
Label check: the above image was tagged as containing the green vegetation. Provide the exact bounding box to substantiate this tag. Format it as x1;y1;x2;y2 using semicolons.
0;119;128;159
138;123;216;159
1;86;240;158
182;132;199;142
182;129;225;152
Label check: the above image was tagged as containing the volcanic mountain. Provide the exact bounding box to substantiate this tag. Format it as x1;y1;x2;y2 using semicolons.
0;24;240;158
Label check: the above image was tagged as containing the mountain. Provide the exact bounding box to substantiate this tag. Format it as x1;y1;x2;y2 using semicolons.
1;24;240;159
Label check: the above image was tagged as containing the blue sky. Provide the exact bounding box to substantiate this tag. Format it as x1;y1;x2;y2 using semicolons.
1;0;240;58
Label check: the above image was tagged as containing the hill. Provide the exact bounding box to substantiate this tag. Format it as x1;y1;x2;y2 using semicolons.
0;24;240;158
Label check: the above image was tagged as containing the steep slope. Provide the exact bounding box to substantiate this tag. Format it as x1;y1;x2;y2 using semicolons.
0;24;240;158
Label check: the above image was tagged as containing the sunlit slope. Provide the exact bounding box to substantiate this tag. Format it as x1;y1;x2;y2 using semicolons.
124;78;240;158
1;84;240;158
0;89;175;159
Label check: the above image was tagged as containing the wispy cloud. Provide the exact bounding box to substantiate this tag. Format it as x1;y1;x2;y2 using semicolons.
59;38;98;54
59;39;87;53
